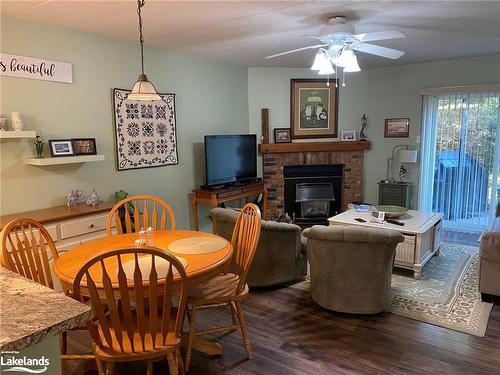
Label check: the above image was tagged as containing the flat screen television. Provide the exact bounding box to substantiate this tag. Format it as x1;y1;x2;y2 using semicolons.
204;134;257;186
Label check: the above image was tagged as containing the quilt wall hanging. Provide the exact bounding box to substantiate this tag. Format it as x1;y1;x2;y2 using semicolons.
113;88;178;171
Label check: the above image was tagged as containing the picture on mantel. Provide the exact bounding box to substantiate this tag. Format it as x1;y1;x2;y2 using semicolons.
112;88;178;171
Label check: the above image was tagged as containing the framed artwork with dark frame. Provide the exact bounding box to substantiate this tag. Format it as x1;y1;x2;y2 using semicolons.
290;78;338;139
384;118;410;138
274;128;291;143
72;138;97;155
48;139;74;157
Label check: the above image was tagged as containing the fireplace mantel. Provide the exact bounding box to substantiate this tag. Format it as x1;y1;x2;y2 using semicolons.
259;141;371;154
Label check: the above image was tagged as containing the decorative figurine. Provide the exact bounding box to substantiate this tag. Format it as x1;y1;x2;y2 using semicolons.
34;136;44;158
0;117;6;131
399;164;408;181
86;187;100;206
360;114;367;140
11;112;24;131
67;188;83;206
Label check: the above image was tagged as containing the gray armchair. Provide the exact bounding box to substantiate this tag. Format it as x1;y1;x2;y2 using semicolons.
303;225;404;314
479;202;500;300
210;208;307;287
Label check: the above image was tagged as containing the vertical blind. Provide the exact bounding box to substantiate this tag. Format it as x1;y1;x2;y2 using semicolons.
420;91;500;232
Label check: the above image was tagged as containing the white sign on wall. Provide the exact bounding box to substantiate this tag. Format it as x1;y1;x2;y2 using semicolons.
0;53;73;83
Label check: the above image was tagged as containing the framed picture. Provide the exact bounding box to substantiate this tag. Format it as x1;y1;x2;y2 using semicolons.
290;78;338;139
274;128;291;143
72;138;97;155
384;118;410;138
48;139;74;157
341;130;357;141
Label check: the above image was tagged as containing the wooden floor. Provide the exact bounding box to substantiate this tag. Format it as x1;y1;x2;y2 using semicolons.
64;290;500;375
63;232;499;375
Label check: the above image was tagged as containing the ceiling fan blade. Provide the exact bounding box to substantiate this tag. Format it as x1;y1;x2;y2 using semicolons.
266;44;328;59
354;30;405;42
351;43;405;59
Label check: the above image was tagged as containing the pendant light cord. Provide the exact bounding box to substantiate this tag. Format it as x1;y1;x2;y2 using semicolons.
137;0;146;75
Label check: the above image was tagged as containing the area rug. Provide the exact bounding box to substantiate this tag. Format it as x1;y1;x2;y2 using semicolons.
291;243;493;337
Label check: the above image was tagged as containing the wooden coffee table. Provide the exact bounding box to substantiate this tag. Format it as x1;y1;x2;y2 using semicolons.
328;209;443;279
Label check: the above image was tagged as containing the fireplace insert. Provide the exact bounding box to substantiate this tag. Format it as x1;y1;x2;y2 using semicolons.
284;165;342;226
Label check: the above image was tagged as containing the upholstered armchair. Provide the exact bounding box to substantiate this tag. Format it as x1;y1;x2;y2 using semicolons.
479;202;500;300
210;208;307;287
303;225;404;314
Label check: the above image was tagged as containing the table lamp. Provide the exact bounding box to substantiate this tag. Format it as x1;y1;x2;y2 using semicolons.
382;145;418;183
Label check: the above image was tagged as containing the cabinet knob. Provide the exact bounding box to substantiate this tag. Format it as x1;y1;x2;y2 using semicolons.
89;223;95;229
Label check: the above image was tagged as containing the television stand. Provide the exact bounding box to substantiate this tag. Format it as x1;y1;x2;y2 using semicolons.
191;181;268;231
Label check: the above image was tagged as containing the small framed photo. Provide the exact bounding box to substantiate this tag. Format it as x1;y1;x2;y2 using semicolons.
49;139;74;157
385;118;410;138
274;128;291;143
341;130;357;141
72;138;97;155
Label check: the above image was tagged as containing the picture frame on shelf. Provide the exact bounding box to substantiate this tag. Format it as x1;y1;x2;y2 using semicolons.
384;118;410;138
274;128;291;143
49;139;74;157
341;130;357;141
72;138;97;155
290;78;338;139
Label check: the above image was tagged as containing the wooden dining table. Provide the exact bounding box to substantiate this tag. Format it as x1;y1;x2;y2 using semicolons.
53;229;233;356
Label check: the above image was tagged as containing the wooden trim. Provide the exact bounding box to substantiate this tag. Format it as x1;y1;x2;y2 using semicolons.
258;141;371;154
420;83;500;96
261;108;269;144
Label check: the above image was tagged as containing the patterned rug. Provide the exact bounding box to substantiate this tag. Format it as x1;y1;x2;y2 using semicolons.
291;243;493;337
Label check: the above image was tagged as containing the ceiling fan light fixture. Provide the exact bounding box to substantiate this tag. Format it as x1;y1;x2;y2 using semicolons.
338;49;361;72
311;49;328;71
128;0;161;101
318;59;335;75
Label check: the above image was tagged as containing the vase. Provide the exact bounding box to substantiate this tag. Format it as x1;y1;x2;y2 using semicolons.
11;112;24;131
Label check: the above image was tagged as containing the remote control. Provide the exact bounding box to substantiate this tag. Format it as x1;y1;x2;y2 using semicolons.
354;218;367;223
386;219;404;226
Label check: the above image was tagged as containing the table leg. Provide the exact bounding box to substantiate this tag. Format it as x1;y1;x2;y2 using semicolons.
192;195;200;231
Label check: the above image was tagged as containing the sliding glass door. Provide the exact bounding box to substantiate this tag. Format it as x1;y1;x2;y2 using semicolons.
420;91;500;232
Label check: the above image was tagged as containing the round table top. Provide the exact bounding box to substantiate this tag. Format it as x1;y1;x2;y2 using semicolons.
54;230;233;290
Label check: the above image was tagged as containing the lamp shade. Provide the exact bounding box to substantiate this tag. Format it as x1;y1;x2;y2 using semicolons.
399;149;418;163
128;73;162;101
338;49;361;72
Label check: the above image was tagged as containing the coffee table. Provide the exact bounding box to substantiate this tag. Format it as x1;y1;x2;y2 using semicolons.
328;209;443;279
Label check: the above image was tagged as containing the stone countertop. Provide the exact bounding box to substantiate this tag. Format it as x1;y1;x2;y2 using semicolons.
0;267;92;351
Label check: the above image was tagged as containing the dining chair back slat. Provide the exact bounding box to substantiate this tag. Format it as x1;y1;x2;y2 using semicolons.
1;218;59;290
106;195;176;236
72;247;187;356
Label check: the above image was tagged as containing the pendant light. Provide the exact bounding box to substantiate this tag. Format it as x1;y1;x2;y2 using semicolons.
128;0;161;101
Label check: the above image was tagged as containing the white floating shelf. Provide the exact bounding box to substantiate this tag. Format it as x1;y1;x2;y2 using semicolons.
0;130;37;139
25;155;105;166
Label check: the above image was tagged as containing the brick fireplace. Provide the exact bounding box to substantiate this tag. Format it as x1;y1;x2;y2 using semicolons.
260;141;371;220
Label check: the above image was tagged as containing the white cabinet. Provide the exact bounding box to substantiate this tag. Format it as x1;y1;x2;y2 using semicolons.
50;213;116;254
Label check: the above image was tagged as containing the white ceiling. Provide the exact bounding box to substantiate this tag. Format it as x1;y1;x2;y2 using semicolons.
2;0;500;69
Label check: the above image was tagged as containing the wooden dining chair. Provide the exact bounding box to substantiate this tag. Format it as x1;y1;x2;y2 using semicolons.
1;218;59;288
184;203;261;371
0;218;92;361
72;247;188;375
106;194;176;236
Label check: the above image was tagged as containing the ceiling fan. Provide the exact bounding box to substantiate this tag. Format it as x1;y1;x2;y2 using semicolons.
266;16;405;84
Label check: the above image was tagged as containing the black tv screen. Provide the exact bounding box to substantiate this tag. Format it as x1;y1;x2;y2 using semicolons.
204;134;257;186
